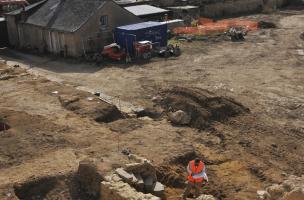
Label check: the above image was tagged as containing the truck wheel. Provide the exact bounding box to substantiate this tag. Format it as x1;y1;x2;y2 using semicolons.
173;48;181;57
164;51;170;58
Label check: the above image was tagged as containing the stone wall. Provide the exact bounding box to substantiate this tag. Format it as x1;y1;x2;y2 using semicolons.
100;174;160;200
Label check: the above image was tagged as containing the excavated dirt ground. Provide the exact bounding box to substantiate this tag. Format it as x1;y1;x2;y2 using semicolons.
0;9;304;200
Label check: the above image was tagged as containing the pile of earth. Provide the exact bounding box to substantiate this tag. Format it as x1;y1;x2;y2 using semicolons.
155;86;249;130
59;92;124;123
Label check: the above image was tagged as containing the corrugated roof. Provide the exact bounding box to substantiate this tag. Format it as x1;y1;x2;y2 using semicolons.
116;21;164;30
6;0;46;15
115;0;151;5
25;0;106;32
167;5;199;10
124;4;168;16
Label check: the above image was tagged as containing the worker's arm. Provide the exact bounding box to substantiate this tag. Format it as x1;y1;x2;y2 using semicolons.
186;164;192;175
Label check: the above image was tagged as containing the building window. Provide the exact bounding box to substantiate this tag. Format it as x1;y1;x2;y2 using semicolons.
100;15;108;27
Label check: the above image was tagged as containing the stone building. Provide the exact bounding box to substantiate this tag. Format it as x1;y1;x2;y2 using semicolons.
6;0;141;57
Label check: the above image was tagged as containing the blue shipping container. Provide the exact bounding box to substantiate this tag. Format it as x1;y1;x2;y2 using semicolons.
114;21;167;55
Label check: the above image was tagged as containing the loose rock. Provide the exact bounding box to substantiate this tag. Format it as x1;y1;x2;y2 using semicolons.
168;110;191;125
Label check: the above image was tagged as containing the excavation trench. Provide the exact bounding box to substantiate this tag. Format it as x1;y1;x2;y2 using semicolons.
155;150;227;200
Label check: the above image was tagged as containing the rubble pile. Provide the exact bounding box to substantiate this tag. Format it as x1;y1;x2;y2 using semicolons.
101;174;161;200
113;154;165;199
257;175;304;200
77;156;164;200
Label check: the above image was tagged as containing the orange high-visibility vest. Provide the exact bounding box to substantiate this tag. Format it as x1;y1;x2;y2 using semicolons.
187;160;204;183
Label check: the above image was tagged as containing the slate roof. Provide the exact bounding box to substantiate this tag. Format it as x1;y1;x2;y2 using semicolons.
25;0;107;32
6;0;46;15
0;0;29;6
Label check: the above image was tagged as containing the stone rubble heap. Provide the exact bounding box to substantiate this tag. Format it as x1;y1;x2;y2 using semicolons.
77;155;164;200
257;175;304;200
113;154;165;199
75;154;219;200
101;174;160;200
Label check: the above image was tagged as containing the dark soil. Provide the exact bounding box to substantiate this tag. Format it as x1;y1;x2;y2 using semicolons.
158;86;249;129
59;93;124;123
13;173;99;200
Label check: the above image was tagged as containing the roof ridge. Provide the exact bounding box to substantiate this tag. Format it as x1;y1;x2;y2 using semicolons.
46;0;65;29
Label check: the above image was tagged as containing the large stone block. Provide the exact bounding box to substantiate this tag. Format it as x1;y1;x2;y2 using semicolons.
115;168;134;183
153;181;165;198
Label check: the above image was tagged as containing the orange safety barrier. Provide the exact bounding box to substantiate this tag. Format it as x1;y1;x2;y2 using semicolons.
198;18;214;25
173;18;258;36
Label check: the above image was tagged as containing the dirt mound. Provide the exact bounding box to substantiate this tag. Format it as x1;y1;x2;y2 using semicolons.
158;87;249;129
59;93;124;123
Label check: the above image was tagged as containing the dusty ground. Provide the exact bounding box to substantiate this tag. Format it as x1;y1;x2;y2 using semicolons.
0;10;304;200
